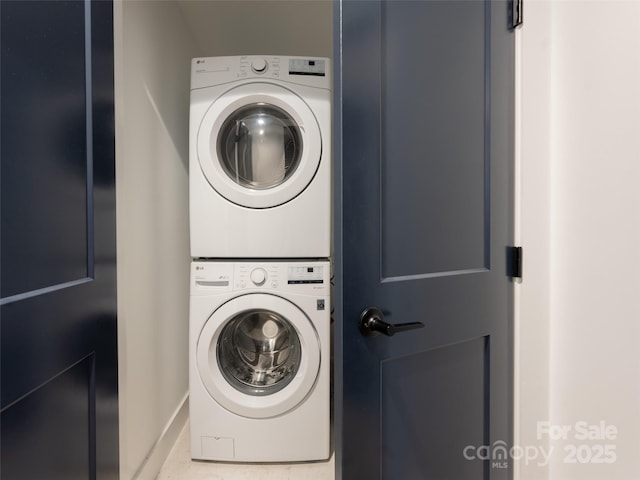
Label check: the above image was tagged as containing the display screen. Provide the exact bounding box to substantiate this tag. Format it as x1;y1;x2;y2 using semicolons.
289;59;326;76
287;266;324;284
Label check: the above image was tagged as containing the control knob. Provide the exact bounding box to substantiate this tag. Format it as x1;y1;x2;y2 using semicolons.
251;58;268;73
250;268;267;286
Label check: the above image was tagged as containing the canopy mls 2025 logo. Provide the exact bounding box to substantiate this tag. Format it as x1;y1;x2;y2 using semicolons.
463;420;618;469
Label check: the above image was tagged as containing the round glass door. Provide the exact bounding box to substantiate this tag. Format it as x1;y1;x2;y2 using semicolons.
196;293;321;419
217;104;303;190
217;308;302;396
196;83;323;209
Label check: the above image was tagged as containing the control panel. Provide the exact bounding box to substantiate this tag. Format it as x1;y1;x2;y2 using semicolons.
191;261;329;295
191;55;330;90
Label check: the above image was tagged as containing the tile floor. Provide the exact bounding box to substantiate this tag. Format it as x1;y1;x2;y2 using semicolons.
156;421;335;480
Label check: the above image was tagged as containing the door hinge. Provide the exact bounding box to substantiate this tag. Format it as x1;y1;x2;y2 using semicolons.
511;0;523;29
509;246;523;279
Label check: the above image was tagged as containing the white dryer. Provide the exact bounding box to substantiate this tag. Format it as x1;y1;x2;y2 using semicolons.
189;55;331;258
189;260;330;462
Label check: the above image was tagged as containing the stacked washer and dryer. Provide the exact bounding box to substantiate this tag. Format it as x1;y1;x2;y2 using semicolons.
188;55;331;463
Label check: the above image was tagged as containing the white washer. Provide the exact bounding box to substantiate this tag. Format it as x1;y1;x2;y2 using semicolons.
189;260;330;462
190;55;331;258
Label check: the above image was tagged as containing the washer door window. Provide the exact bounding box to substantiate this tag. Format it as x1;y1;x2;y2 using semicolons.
197;83;322;209
197;294;321;419
217;308;301;396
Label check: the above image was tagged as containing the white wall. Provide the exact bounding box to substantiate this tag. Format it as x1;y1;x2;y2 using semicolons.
519;2;640;479
114;1;332;478
177;1;332;58
114;1;197;478
549;2;640;478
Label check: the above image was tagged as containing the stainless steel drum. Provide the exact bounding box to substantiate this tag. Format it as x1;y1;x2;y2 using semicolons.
217;309;302;396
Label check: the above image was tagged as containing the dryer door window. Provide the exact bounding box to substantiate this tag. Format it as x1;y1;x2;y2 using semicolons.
217;308;302;396
196;83;323;209
217;104;303;190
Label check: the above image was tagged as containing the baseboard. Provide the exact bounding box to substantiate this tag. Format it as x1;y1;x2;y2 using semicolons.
132;393;189;480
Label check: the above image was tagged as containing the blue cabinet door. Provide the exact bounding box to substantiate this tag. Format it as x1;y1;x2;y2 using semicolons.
1;1;118;478
334;1;514;478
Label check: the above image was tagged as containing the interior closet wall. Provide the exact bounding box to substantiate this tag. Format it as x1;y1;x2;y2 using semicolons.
115;2;332;479
115;1;197;478
178;1;333;58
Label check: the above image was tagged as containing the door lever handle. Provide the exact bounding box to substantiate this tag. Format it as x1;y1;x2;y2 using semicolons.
359;307;425;337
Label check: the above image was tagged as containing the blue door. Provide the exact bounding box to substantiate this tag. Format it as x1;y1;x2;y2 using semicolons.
334;1;515;478
1;1;118;478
